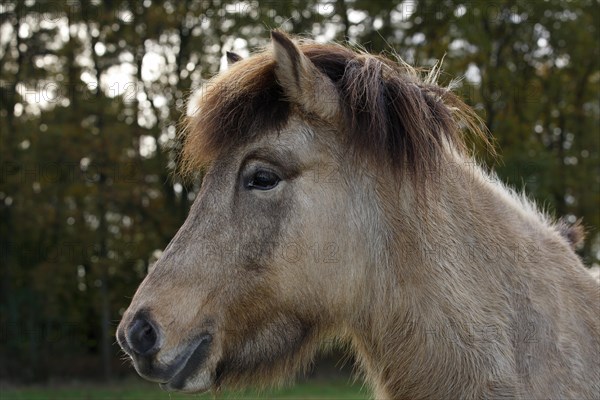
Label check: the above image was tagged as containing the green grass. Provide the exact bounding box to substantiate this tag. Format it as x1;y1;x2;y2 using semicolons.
0;379;370;400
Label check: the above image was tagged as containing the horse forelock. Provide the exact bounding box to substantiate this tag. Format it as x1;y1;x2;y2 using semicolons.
179;39;491;180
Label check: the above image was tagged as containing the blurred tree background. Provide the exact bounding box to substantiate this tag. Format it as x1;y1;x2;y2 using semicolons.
0;0;598;383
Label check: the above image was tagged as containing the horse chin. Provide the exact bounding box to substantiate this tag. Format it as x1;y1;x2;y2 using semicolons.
213;325;317;390
157;333;217;393
160;368;214;393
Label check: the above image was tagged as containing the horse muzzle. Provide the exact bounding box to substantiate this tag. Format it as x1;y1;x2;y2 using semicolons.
117;311;214;392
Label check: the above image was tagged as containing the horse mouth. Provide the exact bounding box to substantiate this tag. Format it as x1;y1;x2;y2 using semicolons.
159;334;214;393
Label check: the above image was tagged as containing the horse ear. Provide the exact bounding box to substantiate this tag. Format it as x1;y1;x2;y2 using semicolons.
271;30;340;120
226;51;243;66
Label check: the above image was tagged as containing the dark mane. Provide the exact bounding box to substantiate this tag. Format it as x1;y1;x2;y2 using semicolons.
180;40;489;177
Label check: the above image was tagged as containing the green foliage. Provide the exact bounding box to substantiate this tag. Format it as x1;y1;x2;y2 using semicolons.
0;0;598;383
0;378;370;399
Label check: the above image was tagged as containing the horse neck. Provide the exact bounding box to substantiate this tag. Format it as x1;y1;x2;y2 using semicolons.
350;153;589;399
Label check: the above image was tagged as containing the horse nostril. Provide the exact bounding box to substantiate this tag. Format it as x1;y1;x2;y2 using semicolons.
127;315;160;356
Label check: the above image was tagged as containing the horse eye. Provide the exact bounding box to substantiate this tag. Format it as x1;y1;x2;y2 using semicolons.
246;170;281;190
